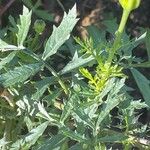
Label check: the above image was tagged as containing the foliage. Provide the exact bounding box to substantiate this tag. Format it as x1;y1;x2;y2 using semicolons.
0;1;149;150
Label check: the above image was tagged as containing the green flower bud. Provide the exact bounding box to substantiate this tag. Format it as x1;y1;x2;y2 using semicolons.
34;19;46;34
119;0;141;11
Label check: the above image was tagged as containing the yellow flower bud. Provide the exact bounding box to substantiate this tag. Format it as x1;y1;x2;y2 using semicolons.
119;0;141;11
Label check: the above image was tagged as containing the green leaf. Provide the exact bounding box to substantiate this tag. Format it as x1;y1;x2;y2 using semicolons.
42;90;62;105
131;61;150;68
73;109;95;129
22;0;53;21
0;52;16;70
87;25;106;46
69;143;83;150
0;39;21;51
0;63;43;87
79;68;93;80
34;10;53;21
129;100;148;110
0;138;9;148
32;77;56;101
120;32;146;57
103;19;118;34
17;6;32;47
9;15;18;33
16;96;36;115
42;4;78;60
97;134;128;143
96;78;116;101
146;29;150;61
131;68;150;107
61;126;87;143
22;0;33;9
10;121;49;150
36;134;66;150
37;102;55;122
60;95;74;124
60;55;94;75
96;78;125;130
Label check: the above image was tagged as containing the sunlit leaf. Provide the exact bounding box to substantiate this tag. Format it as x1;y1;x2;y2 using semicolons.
60;55;94;75
17;6;32;47
42;4;78;60
10;121;49;150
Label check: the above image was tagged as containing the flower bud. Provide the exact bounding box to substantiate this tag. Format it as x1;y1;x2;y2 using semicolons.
119;0;141;11
34;20;46;34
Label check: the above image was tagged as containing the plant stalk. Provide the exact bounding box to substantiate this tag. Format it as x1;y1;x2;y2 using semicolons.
118;10;130;34
107;9;130;66
23;49;69;95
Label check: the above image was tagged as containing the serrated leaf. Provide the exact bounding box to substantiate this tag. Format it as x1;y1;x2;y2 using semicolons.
60;96;74;124
131;68;150;107
37;102;55;122
0;63;43;87
129;100;148;110
16;96;36;116
10;121;49;150
17;6;32;47
0;52;16;70
42;4;78;60
73;109;95;129
36;134;66;150
96;78;125;130
60;55;94;75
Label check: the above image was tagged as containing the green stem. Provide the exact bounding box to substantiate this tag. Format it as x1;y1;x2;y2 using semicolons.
23;49;69;95
107;9;130;66
118;10;130;34
44;62;69;95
